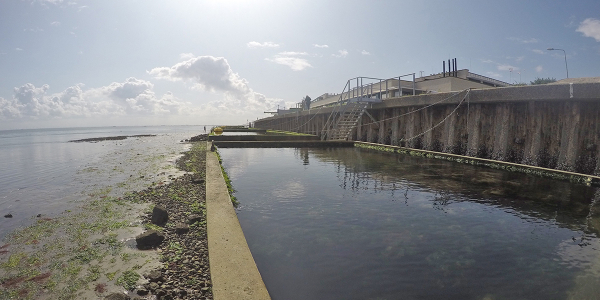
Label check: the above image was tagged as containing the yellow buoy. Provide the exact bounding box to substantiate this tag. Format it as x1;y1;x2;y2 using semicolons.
213;127;223;135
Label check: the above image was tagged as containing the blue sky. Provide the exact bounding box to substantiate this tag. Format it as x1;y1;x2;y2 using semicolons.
1;0;599;130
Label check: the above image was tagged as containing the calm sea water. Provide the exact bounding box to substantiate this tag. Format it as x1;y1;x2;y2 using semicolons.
219;147;600;300
0;125;206;240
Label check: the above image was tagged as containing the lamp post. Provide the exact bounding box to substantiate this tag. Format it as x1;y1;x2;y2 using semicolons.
547;48;569;78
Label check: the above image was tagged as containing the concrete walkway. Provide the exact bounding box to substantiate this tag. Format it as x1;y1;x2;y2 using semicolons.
205;144;271;300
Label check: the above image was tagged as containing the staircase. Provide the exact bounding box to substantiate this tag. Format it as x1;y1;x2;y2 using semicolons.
323;101;369;140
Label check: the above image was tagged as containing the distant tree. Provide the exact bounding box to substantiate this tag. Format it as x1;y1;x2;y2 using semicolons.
513;82;527;86
303;95;311;110
530;77;557;85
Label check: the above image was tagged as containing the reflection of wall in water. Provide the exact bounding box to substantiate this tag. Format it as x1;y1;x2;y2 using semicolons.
305;147;600;236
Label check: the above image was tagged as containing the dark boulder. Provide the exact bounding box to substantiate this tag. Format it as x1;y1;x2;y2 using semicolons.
151;205;168;225
136;230;165;250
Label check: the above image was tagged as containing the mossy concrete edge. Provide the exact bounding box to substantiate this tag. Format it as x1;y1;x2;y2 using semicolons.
205;143;271;300
355;141;600;186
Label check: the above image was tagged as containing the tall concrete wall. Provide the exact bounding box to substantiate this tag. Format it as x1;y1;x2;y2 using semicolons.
254;82;600;176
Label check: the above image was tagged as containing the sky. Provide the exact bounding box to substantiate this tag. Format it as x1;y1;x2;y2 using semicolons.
1;0;600;130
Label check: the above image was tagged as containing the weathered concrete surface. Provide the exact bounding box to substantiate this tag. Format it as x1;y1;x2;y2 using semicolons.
206;146;271;300
255;82;600;176
209;134;319;141
213;140;354;148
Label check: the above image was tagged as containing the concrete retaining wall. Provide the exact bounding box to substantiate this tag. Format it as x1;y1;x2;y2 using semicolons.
255;82;600;176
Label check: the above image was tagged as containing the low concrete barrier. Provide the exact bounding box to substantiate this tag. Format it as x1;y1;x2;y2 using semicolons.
206;145;271;300
213;140;354;148
209;135;319;141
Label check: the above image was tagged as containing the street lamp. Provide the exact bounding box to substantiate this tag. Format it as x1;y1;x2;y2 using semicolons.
547;48;569;78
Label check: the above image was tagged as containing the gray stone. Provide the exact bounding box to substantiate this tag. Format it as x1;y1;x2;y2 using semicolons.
135;230;165;250
175;223;189;234
188;214;202;224
145;270;163;282
104;293;130;300
151;205;168;225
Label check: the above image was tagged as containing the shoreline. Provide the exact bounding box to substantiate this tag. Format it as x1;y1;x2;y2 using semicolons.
0;135;213;299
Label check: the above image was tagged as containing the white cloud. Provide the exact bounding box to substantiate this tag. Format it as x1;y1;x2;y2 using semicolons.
313;44;329;48
15;48;23;51
266;56;312;71
50;21;60;26
247;41;280;48
508;37;538;44
148;56;251;93
516;56;524;62
333;49;348;58
0;78;193;120
278;51;308;56
532;49;545;54
577;18;600;42
361;50;370;55
497;64;519;71
536;65;543;73
179;52;195;60
481;59;494;64
265;51;312;71
149;55;288;114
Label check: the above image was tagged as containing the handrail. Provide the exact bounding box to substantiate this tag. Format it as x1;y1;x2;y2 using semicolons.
320;73;417;139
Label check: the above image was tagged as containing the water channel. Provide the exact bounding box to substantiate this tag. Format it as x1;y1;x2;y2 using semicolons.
218;147;600;300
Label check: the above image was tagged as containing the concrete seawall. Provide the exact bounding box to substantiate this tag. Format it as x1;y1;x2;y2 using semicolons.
255;83;600;176
206;146;271;300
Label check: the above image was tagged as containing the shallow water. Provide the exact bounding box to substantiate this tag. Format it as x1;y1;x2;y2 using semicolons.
219;147;600;300
0;126;204;240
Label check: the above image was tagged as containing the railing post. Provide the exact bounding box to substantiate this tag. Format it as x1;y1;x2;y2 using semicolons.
412;73;415;95
398;76;401;97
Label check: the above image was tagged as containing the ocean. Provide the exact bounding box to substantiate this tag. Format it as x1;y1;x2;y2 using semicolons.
0;125;206;241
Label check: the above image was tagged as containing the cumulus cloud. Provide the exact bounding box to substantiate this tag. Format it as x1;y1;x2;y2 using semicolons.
333;49;348;58
148;56;252;93
50;21;60;26
536;65;543;73
577;18;600;42
149;55;288;114
0;78;193;120
361;50;370;55
532;49;545;54
313;44;329;48
15;48;23;51
247;41;280;48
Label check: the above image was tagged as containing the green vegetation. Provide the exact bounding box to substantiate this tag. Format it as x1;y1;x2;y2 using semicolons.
116;270;140;290
530;77;557;85
355;142;596;186
214;147;239;206
266;129;314;136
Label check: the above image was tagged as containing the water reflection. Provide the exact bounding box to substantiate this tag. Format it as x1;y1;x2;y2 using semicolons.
221;147;600;300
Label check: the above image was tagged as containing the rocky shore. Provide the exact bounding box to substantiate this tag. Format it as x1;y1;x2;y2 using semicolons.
0;134;213;300
121;139;213;300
